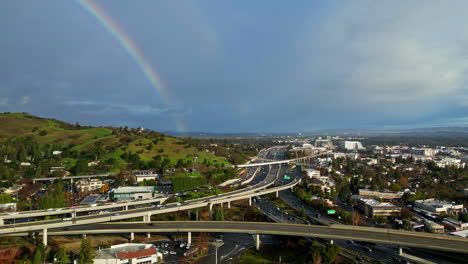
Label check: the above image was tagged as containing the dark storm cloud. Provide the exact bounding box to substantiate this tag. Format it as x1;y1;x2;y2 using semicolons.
1;0;468;132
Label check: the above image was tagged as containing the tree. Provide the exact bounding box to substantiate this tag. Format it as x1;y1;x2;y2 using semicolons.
78;237;93;264
54;247;70;264
213;208;224;221
32;244;45;264
72;159;88;175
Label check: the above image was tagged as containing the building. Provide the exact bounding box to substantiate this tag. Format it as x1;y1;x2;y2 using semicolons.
76;179;104;193
441;218;468;231
109;186;158;201
3;185;24;196
80;195;102;206
94;243;162;264
340;141;364;151
315;139;334;149
357;198;400;218
424;220;445;233
309;177;335;194
435;158;465;168
410;148;437;157
304;169;321;178
358;189;404;200
414;198;464;214
133;170;159;183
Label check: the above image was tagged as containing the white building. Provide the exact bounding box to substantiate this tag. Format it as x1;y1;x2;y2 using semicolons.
357;198;400;218
52;150;62;155
435;158;465;168
109;186;157;201
76;179;104;193
340;141;364;151
414;198;464;214
410;148;438;157
133;170;159;183
94;243;162;264
304;169;321;178
315;139;334;149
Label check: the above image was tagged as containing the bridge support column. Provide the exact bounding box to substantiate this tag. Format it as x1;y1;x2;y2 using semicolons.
147;233;151;238
227;201;230;209
187;232;191;245
42;228;47;246
130;232;134;241
143;213;151;222
398;247;402;255
276;191;279;198
188;209;191;218
124;205;128;211
196;209;199;221
249;197;252;206
0;218;3;226
220;202;223;208
255;234;260;250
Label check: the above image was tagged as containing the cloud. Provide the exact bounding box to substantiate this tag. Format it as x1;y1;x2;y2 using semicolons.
0;98;8;105
63;100;179;116
20;96;31;105
301;1;468;122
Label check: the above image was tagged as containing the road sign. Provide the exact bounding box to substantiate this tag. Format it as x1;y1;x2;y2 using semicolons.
284;176;291;180
327;210;336;214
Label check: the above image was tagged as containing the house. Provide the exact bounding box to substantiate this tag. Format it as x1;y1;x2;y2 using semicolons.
76;179;104;193
52;150;62;155
94;243;163;264
132;170;159;183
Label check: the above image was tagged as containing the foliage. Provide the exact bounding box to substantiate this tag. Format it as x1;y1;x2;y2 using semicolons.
78;237;94;264
39;182;66;209
0;194;13;204
213;207;224;221
32;244;45;264
54;247;70;264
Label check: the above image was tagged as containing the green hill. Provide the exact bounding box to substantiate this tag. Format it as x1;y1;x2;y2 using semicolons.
0;112;230;172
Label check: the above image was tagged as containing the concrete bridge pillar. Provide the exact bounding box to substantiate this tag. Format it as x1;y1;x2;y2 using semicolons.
398;247;402;255
0;218;4;226
124;205;128;211
188;232;192;245
143;213;151;222
255;234;260;250
70;178;74;184
227;201;231;209
249;197;252;206
220;202;223;208
276;191;279;198
147;233;151;238
209;203;213;212
196;209;199;221
130;232;134;241
42;228;47;246
188;209;191;218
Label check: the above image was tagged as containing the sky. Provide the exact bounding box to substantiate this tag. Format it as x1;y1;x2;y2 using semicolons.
1;0;468;133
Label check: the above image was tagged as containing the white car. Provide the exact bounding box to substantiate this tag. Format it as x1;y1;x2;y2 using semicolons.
170;251;177;255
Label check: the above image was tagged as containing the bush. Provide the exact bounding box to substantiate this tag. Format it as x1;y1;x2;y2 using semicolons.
39;130;47;136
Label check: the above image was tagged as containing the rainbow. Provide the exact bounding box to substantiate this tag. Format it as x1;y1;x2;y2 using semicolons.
76;0;188;132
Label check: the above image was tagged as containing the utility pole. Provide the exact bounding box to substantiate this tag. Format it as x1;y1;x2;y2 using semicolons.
211;239;224;264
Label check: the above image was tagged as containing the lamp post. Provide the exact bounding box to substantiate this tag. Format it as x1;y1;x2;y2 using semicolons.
211;239;224;264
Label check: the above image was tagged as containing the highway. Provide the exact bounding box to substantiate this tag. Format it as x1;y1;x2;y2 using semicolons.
11;222;468;254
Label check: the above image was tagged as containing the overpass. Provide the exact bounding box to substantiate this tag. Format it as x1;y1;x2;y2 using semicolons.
236;154;322;168
6;222;468;253
32;173;112;183
0;168;300;231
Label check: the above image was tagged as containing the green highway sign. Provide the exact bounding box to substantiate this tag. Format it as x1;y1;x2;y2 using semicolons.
327;210;336;214
284;176;291;180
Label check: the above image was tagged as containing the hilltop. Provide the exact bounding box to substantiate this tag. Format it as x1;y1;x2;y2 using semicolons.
0;112;230;172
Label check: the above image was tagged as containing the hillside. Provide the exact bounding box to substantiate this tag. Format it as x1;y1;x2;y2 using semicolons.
0;112;230;172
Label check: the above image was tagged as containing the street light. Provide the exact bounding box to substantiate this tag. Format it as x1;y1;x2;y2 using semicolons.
211;239;224;264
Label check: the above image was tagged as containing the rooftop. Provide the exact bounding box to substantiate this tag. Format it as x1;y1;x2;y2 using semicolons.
95;243;157;260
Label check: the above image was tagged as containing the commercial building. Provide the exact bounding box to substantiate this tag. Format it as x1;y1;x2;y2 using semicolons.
410;148;437;157
414;198;464;214
315;139;334;149
435;158;465;168
357;198;400;218
133;170;159;183
340;141;364;151
76;179;104;193
424;220;445;233
109;186;158;201
358;189;404;200
441;218;468;231
94;243;162;264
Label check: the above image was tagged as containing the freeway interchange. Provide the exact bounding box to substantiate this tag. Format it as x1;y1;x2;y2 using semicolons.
0;146;467;257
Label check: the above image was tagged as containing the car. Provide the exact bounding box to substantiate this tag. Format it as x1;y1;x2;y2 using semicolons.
8;212;18;215
163;250;169;254
170;251;177;255
348;240;355;244
176;203;182;206
69;206;77;209
113;213;121;216
46;208;54;211
62;218;72;221
364;246;372;252
180;243;185;248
